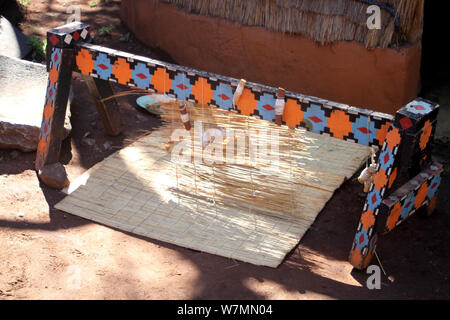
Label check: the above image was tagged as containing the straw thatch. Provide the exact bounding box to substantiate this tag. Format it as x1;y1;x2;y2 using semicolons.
161;0;424;49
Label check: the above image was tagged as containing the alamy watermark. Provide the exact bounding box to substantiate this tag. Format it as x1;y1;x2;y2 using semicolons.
366;265;381;289
366;5;381;30
66;5;81;24
170;121;280;171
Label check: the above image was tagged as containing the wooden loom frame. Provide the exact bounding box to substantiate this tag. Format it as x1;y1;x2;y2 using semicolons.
37;22;443;270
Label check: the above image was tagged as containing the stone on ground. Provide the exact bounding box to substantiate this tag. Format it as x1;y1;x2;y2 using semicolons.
38;163;70;190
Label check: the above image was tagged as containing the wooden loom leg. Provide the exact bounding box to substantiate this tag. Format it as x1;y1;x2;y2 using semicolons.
349;97;441;270
36;48;74;189
349;125;403;270
82;75;122;136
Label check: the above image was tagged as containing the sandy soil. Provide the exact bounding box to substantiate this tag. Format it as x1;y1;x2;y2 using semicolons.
0;0;449;300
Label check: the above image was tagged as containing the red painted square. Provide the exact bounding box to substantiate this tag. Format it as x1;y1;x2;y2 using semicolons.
371;193;377;204
383;152;390;164
49;34;59;46
399;116;413;130
413;105;425;110
72;31;80;41
358;127;372;134
309;116;322;123
359;234;365;244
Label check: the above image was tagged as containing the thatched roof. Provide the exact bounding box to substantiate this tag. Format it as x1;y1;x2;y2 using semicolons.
161;0;424;49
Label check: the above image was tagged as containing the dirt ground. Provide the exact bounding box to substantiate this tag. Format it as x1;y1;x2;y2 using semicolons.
0;0;449;300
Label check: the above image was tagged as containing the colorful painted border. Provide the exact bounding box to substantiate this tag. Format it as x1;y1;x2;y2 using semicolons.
47;22;92;48
46;22;91;71
73;42;394;148
380;162;443;233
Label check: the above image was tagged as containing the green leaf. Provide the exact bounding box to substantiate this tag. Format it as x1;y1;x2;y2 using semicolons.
98;24;115;36
26;35;46;59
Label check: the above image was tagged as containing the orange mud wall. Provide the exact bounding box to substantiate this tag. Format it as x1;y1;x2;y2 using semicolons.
120;0;422;115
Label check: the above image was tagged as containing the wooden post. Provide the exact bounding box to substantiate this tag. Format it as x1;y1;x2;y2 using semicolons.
36;22;91;189
275;87;285;126
35;47;74;189
82;75;122;136
348;125;402;270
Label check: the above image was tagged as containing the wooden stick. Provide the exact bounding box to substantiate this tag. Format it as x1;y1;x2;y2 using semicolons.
275;87;286;126
83;75;122;136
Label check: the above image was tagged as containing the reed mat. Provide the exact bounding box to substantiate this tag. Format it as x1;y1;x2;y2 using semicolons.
55;103;371;267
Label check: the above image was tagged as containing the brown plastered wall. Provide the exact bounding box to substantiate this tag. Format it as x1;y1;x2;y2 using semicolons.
120;0;422;115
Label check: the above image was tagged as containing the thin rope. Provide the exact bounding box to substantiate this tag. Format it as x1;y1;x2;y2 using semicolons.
366;116;371;168
189;76;200;214
374;249;387;276
168;72;181;204
202;79;219;217
246;112;256;222
288;129;295;217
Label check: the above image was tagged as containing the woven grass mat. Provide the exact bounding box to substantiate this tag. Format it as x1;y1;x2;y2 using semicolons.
56;109;370;267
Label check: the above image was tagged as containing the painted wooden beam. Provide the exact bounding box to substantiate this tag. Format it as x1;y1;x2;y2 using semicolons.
35;47;74;171
73;41;394;148
349;124;403;270
379;162;443;234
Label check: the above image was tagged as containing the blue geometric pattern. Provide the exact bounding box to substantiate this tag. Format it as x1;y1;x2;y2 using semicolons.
132;62;151;90
379;149;394;171
303;103;327;133
355;229;369;250
46;84;56;104
213;82;233;110
404;101;432;115
51;48;61;67
400;193;416;219
352;115;377;145
171;72;192;99
366;189;382;212
256;93;276;121
40;119;50;138
427;174;441;199
94;53;113;80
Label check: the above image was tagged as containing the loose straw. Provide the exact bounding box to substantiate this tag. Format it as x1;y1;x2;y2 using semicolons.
99;89;155;103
